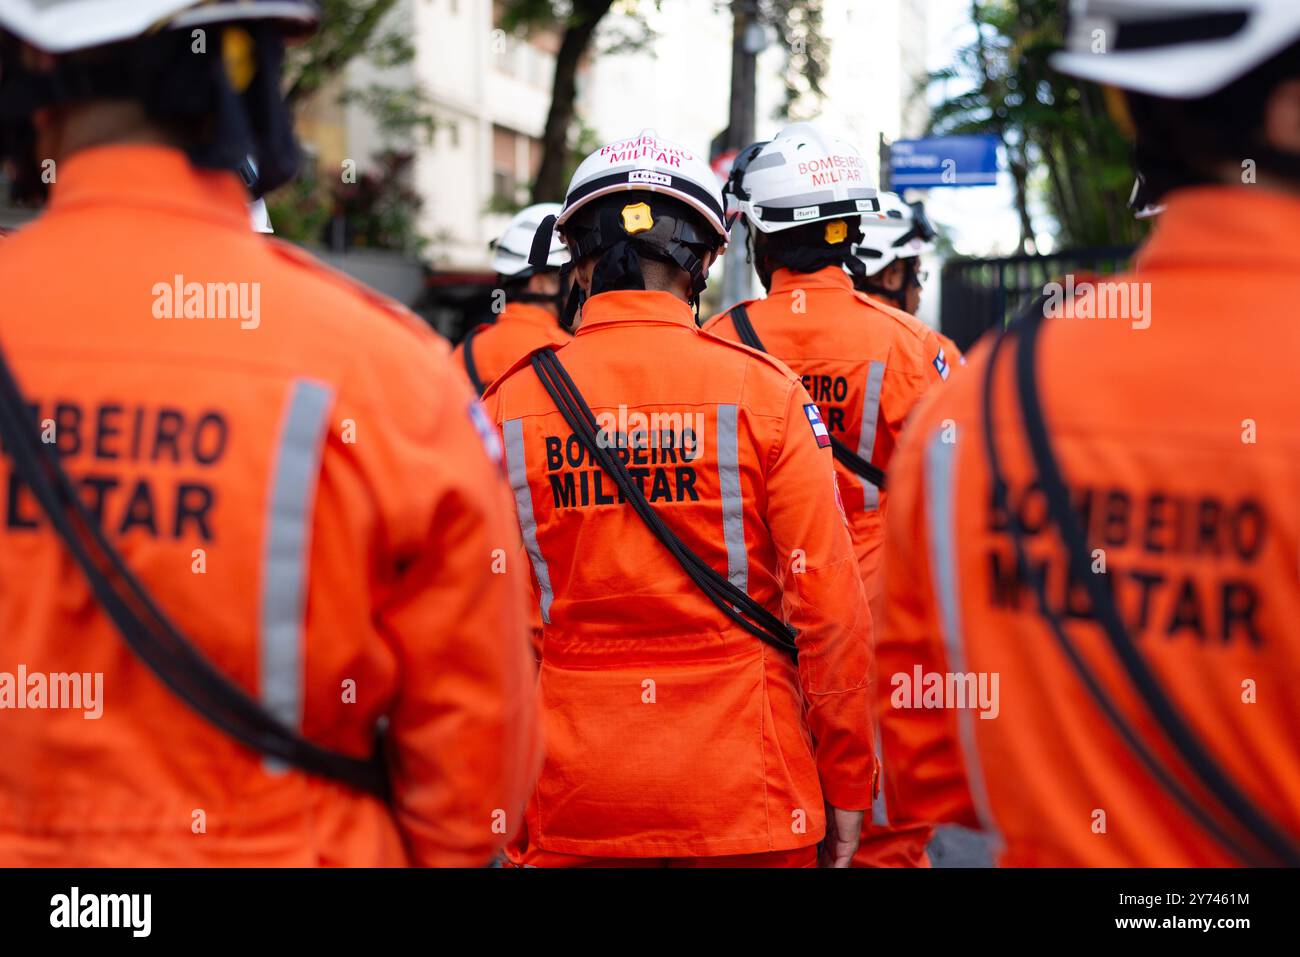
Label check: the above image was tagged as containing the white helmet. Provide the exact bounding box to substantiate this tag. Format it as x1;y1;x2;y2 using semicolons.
853;193;936;278
0;0;319;54
491;203;567;277
554;129;728;245
731;122;879;234
1052;0;1300;99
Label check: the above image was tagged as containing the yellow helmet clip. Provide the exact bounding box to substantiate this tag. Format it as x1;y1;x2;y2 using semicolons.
621;202;654;235
223;27;257;95
824;219;848;245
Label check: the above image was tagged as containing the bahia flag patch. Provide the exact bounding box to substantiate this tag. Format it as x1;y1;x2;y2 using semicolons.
467;399;504;467
933;347;950;381
804;403;832;448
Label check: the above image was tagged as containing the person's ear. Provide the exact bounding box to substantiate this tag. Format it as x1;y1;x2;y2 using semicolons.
575;256;596;292
883;260;904;292
1264;78;1300;155
528;271;560;296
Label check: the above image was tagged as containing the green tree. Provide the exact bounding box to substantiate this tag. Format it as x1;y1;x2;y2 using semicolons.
271;0;435;251
926;0;1143;250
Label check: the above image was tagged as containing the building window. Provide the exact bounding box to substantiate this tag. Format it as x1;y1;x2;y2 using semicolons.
492;124;519;205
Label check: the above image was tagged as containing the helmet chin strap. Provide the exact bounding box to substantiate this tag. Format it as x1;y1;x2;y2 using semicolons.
558;261;585;331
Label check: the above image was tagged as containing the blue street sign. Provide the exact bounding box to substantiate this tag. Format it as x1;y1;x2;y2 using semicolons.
890;135;1001;188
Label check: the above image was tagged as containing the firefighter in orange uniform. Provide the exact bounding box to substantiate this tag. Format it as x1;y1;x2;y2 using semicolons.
703;123;948;867
483;130;877;867
0;0;539;866
878;0;1300;866
852;191;965;366
453;203;572;394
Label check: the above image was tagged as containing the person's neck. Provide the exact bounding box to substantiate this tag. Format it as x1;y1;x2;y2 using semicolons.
42;102;178;166
584;282;691;303
1210;162;1300;198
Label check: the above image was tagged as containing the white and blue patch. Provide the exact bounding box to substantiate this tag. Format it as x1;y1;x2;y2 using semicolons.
934;347;950;381
804;403;832;448
467;399;503;467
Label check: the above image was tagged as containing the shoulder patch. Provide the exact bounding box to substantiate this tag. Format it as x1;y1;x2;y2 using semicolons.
803;402;832;448
467;398;504;467
933;346;950;381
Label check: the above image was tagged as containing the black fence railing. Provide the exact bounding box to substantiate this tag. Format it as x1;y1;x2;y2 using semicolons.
939;245;1138;351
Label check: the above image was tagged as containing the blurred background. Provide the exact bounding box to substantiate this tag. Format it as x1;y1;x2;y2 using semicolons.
0;0;1148;349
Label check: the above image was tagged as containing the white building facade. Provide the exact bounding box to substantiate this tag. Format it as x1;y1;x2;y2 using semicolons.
342;0;931;272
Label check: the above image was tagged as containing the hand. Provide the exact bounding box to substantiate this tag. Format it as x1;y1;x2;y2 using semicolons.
819;806;864;868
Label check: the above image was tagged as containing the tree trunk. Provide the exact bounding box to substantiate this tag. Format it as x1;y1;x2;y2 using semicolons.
531;0;615;203
1039;132;1076;244
1007;144;1034;253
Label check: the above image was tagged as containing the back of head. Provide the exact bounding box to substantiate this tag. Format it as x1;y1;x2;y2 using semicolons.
1052;0;1300;203
849;191;936;305
0;0;320;205
537;130;729;324
725;121;878;289
491;201;568;312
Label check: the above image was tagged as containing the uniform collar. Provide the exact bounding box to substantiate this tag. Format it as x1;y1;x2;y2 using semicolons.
47;144;251;232
575;290;697;334
767;265;853;296
1139;184;1300;272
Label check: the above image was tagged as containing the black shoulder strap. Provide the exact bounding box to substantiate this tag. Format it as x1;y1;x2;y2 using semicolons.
529;347;798;661
0;342;389;801
983;300;1300;866
461;324;488;395
729;304;886;490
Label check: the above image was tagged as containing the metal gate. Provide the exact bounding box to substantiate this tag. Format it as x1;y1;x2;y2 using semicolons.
939;245;1137;351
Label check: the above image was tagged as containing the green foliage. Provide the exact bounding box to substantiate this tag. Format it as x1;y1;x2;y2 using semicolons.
274;1;434;252
331;151;428;255
758;0;828;121
283;0;402;105
926;0;1147;249
267;150;426;256
265;159;334;242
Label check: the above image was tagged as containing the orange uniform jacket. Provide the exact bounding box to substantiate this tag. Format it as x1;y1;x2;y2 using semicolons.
482;289;875;859
880;185;1300;866
0;146;541;866
705;266;948;865
452;302;571;393
704;266;949;597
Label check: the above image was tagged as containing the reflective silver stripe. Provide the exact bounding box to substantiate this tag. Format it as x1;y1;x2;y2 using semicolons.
260;379;334;772
504;418;553;623
857;360;886;509
924;428;1002;851
716;404;748;591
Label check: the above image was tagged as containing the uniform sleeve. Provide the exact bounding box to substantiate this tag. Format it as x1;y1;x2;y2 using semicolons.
876;401;980;829
377;375;542;866
763;380;877;811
